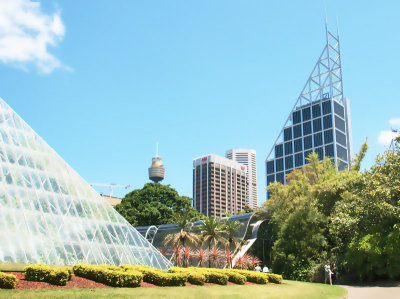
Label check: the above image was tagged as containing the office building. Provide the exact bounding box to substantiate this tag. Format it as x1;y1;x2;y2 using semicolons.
193;154;247;218
0;97;171;269
265;25;352;196
226;149;257;208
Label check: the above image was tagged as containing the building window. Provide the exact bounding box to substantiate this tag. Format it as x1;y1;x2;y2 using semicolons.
267;175;275;185
325;144;334;158
276;172;284;184
336;130;347;147
313;118;322;132
304;135;312;150
275;144;283;158
314;133;323;147
315;147;324;160
338;162;348;171
285;155;293;170
295;153;303;167
323;115;332;129
284;141;293;155
337;145;348;161
293;124;302;138
303;121;312;135
324;129;333;143
293;110;301;124
284;127;292;141
312;104;321;118
302;107;311;121
322;100;332;114
294;138;302;152
335;116;346;132
334;101;345;118
267;160;274;174
276;158;284;172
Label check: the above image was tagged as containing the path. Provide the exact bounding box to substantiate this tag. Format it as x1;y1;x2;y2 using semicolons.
341;282;400;299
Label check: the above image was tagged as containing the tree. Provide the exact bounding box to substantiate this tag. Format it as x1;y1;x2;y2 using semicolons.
115;183;202;226
199;217;227;267
223;220;243;253
162;212;201;248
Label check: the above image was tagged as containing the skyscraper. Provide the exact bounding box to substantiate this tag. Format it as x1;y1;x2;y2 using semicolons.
226;149;257;208
193;154;247;218
265;24;352;197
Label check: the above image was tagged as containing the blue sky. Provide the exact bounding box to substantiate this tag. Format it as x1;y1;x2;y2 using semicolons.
0;0;399;204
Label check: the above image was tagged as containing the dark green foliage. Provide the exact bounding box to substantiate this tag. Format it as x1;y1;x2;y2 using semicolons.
0;272;17;289
24;264;71;286
115;183;203;226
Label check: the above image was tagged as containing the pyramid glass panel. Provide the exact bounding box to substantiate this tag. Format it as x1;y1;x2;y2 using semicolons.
0;98;172;270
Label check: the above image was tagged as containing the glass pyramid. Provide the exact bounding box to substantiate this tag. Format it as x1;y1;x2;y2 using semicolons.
0;98;172;270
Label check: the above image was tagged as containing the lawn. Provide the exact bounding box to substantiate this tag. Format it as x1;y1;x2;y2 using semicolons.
0;280;347;299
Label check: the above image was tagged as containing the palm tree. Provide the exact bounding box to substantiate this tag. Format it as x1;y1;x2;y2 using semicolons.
223;220;243;253
162;212;201;248
200;217;227;267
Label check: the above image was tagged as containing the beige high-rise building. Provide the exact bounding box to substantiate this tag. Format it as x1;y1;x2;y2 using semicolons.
226;149;257;208
193;154;248;218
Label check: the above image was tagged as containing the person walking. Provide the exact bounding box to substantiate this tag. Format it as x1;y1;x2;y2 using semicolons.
255;264;261;272
263;265;270;273
331;263;337;284
324;261;332;285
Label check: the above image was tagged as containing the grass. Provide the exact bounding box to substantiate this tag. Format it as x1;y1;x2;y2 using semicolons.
0;280;347;299
0;262;28;272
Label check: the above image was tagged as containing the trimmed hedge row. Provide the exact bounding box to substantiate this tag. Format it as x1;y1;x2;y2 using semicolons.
0;272;18;289
265;273;283;284
119;265;187;287
24;264;72;286
231;269;268;284
73;264;143;288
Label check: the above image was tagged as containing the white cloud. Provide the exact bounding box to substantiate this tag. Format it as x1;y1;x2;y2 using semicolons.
0;0;67;74
389;118;400;127
378;130;398;145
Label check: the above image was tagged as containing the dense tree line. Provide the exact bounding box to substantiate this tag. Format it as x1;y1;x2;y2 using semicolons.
262;139;400;282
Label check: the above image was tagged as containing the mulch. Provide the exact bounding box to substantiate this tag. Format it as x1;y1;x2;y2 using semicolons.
5;272;274;290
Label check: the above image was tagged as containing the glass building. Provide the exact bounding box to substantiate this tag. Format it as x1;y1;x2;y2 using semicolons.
0;98;172;270
265;25;352;196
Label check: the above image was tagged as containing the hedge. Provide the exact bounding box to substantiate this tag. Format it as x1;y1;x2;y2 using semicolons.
73;264;143;288
230;269;268;284
24;264;71;286
266;273;283;284
120;265;187;286
0;272;18;289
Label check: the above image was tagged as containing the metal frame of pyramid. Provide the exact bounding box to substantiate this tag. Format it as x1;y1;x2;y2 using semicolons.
0;98;172;270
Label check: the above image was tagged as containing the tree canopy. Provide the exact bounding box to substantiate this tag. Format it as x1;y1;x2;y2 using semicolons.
262;140;400;281
115;183;203;226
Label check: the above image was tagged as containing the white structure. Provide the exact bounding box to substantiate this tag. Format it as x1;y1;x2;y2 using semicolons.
0;97;172;269
226;149;257;208
193;154;247;218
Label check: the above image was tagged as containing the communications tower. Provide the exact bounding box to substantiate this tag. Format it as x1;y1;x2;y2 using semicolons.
149;142;165;183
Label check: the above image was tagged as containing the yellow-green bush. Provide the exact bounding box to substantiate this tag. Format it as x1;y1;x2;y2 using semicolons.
231;269;268;284
222;270;246;285
167;267;205;285
24;264;71;286
266;273;283;284
119;265;187;287
73;264;143;288
0;272;18;289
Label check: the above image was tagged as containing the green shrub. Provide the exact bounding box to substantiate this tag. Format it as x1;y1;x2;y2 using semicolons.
223;270;246;285
231;269;268;284
167;267;205;285
0;272;18;289
73;264;143;287
161;273;187;286
266;273;283;284
25;264;71;286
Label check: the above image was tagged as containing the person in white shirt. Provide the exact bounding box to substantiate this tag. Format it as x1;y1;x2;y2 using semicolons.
255;264;262;272
263;265;269;273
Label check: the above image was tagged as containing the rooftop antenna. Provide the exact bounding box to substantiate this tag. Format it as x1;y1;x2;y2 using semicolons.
156;141;159;157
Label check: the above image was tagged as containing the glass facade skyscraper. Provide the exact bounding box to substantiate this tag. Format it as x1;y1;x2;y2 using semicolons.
0;97;172;270
265;25;352;195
